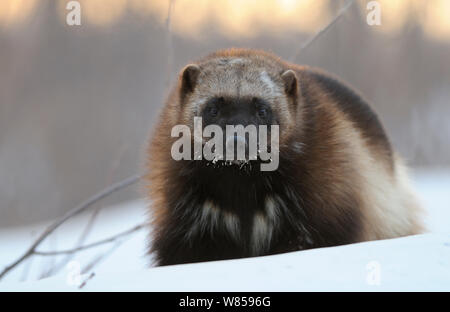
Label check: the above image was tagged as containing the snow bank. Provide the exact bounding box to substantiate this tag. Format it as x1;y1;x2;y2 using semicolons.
0;169;449;291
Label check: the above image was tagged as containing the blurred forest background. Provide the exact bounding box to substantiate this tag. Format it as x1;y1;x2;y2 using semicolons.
1;0;449;228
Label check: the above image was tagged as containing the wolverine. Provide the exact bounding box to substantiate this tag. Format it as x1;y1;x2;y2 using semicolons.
145;48;424;266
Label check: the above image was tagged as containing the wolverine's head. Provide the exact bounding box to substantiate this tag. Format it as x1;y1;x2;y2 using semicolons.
171;49;301;170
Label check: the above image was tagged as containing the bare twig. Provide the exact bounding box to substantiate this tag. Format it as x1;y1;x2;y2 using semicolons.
78;272;95;290
33;223;147;256
0;174;142;281
289;0;355;62
39;207;102;278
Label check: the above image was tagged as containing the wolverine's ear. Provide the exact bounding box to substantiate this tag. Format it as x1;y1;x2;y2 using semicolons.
281;69;298;98
180;64;200;95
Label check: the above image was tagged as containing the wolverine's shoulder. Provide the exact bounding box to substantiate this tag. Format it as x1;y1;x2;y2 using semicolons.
298;67;394;167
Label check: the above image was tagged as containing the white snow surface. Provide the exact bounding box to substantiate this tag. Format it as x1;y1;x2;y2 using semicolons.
0;169;449;291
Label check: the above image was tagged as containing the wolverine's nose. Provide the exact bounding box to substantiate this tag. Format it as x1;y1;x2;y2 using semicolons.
225;112;249;127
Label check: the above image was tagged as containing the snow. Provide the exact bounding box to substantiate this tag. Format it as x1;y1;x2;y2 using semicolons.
0;169;449;291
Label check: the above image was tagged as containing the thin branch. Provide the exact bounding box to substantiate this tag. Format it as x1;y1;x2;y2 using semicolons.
33;223;147;256
0;174;142;281
78;272;95;289
39;207;102;278
289;0;355;62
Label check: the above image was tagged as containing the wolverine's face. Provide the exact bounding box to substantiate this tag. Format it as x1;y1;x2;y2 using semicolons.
173;56;299;169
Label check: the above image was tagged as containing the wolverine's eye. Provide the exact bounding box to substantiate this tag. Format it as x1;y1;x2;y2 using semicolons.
209;106;218;117
258;107;267;118
204;97;224;119
253;97;269;119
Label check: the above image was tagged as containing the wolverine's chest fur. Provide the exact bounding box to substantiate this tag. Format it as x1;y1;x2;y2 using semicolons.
161;159;318;259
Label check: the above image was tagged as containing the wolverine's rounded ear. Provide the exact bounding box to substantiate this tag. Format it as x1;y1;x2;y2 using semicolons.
281;69;298;98
181;64;200;95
